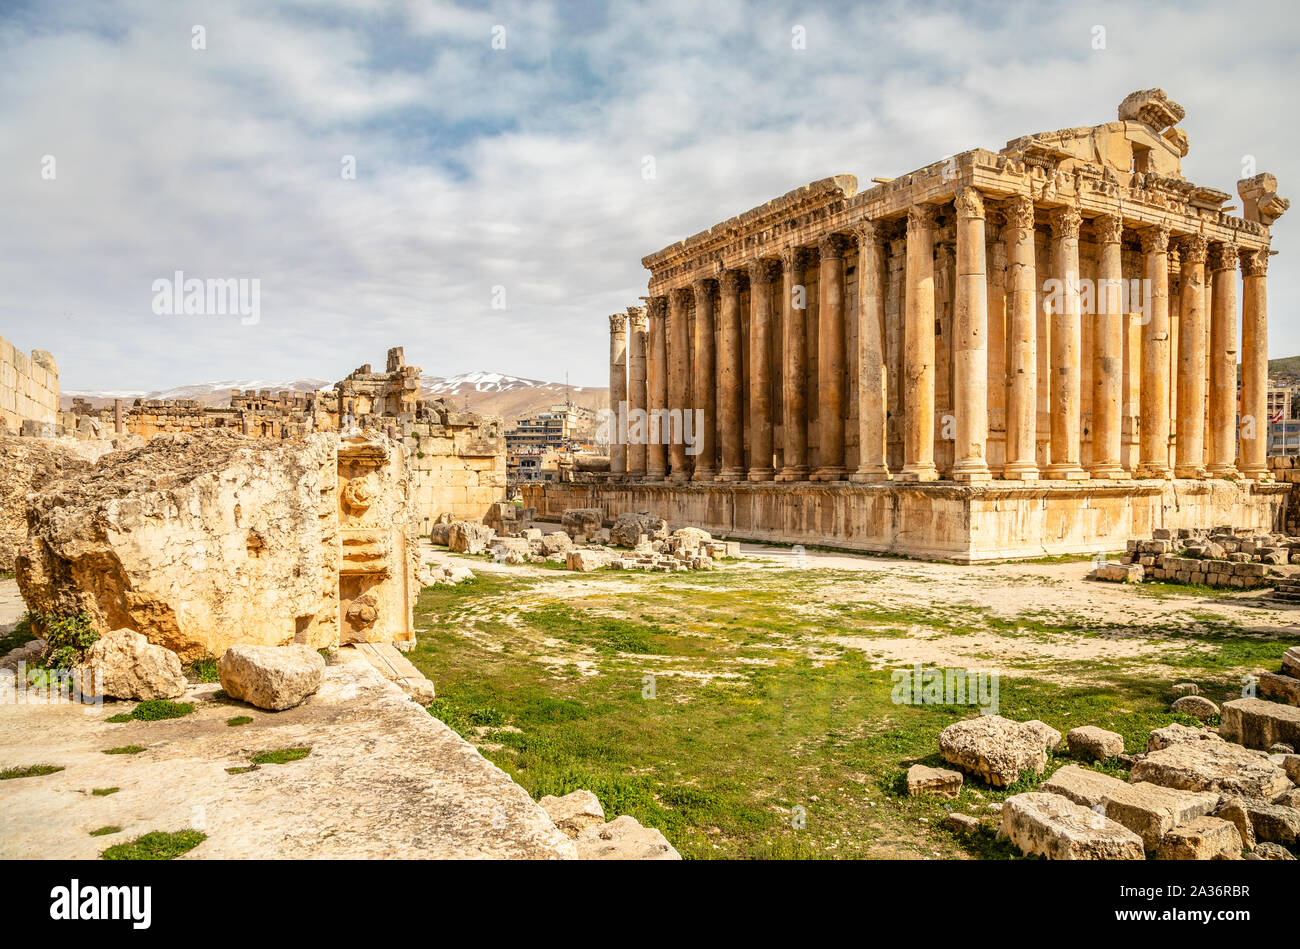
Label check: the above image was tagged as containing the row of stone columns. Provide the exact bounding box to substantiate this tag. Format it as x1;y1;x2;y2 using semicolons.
608;189;1270;483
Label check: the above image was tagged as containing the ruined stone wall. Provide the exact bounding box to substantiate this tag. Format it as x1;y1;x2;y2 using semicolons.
0;336;58;434
0;437;93;571
524;479;1287;563
16;430;417;660
404;409;506;526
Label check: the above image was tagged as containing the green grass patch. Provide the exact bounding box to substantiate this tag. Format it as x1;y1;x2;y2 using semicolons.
249;747;311;765
186;657;220;682
102;745;145;756
89;826;121;837
100;829;206;860
91;787;119;796
107;699;194;723
0;763;64;780
226;715;253;727
226;765;259;775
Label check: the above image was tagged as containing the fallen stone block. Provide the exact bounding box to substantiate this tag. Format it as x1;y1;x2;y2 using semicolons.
539;790;606;839
1215;797;1300;847
561;508;603;540
574;815;681;860
1130;741;1290;799
938;716;1060;787
1219;697;1300;750
1171;695;1219;721
945;813;981;833
74;629;187;701
1257;671;1300;707
565;548;611;572
540;531;573;555
1040;764;1128;808
1101;782;1220;851
999;792;1145;860
448;520;496;555
609;512;669;548
1146;722;1223;753
1283;646;1300;678
1251;842;1296;859
218;643;325;711
348;641;435;705
906;764;963;798
1155;816;1243;860
1067;726;1125;761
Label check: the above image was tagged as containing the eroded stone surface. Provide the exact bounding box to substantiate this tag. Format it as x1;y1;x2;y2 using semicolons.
1067;725;1125;761
999;791;1145;860
1146;722;1223;753
75;629;186;701
1155;816;1242;860
539;790;606;839
1220;697;1300;750
218;644;326;711
0;653;577;859
573;814;680;860
1101;781;1219;851
906;764;963;798
1130;741;1290;799
1040;764;1128;809
938;716;1059;787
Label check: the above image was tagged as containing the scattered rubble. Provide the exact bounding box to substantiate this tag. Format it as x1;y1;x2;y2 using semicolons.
999;792;1146;860
1066;725;1124;761
217;644;326;711
1090;526;1295;589
937;716;1060;787
905;764;963;798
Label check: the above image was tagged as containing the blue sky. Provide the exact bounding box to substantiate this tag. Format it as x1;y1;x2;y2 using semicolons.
1;0;1297;390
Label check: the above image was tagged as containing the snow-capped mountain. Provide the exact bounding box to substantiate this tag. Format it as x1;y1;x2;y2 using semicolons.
62;378;331;409
419;371;591;398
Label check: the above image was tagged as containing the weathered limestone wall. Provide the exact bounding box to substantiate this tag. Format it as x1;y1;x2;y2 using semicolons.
0;438;93;571
0;336;58;434
523;480;1287;563
16;430;417;660
404;412;506;527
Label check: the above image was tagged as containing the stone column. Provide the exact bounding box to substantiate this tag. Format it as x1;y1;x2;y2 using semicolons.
746;259;776;481
1206;242;1239;477
1002;195;1039;480
1137;226;1172;479
608;312;628;476
717;271;745;481
1045;206;1086;479
1240;247;1270;479
814;234;848;480
667;288;692;482
1174;236;1208;478
646;297;669;480
899;205;939;482
952;187;991;482
113;399;124;435
690;280;717;481
850;222;889;481
627;305;648;477
1089;214;1127;479
776;246;810;481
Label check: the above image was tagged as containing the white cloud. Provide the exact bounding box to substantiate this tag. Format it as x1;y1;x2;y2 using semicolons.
0;0;1297;391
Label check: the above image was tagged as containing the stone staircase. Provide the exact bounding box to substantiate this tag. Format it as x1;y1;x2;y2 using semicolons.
1267;576;1300;606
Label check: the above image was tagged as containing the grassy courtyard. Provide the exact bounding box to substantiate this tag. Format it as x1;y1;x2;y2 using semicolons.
406;552;1296;859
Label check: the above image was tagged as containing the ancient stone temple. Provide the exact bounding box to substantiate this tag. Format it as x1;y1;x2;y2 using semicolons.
528;90;1293;561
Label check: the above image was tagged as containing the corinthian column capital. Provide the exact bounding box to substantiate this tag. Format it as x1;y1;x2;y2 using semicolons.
1208;241;1239;272
1178;234;1209;265
691;279;714;307
779;245;808;273
608;312;627;333
1094;213;1123;246
818;233;847;259
747;258;778;286
719;270;743;295
851;219;883;248
1140;225;1170;255
626;305;647;329
906;203;937;234
1239;247;1269;277
954;186;984;220
1006;194;1035;231
647;296;667;320
1049;205;1082;240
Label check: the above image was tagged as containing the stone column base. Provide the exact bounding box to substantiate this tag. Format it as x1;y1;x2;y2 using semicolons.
848;466;890;483
1044;464;1089;480
1000;462;1039;481
896;463;939;482
812;467;847;482
1088;465;1131;481
746;467;776;482
775;466;809;482
716;467;746;482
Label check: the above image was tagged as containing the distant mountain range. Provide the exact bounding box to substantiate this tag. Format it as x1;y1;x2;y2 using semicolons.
62;371;608;422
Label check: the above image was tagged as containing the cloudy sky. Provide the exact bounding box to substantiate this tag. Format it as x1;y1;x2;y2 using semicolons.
1;0;1297;391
